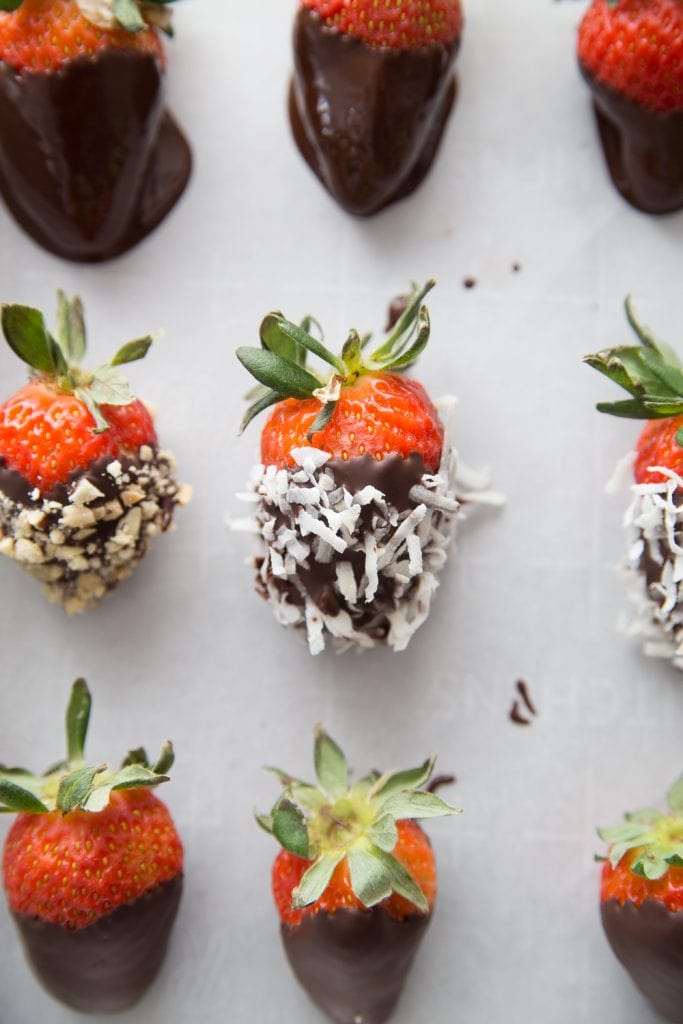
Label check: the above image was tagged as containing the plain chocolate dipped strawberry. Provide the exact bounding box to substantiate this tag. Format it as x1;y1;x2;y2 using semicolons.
289;0;463;216
0;291;190;612
258;727;457;1024
1;678;183;1013
235;281;499;654
585;299;683;668
0;0;191;261
577;0;683;214
598;774;683;1022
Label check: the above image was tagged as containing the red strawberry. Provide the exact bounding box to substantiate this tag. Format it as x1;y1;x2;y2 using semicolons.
290;0;463;215
1;678;183;1013
0;0;190;261
259;727;457;1024
0;291;189;613
577;0;683;213
598;774;683;1022
236;282;469;654
585;298;683;666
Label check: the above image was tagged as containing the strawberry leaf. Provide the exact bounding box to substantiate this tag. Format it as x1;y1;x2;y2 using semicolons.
314;727;348;798
121;747;149;768
0;779;48;813
292;850;344;908
380;790;458;820
66;678;91;763
366;813;398;853
306;399;337;441
110;336;153;367
255;813;274;834
75;387;110;434
376;849;429;912
347;845;393;907
266;315;345;374
56;292;86;364
668;777;683;813
89;365;135;406
153;740;174;775
273;798;310;859
0;0;23;8
57;765;103;813
1;304;67;377
240;388;282;435
113;0;145;31
236;347;320;399
371;757;435;802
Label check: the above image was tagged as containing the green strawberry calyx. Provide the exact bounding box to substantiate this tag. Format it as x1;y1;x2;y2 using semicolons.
1;290;153;435
236;279;436;438
584;296;683;448
0;679;173;816
0;0;177;36
257;725;458;913
598;776;683;881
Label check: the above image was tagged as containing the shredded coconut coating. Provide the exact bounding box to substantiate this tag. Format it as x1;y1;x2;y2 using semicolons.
0;447;191;613
238;398;500;654
620;465;683;669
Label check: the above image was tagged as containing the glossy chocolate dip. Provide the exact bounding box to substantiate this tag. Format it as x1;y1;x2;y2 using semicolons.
281;907;431;1024
602;899;683;1022
11;875;182;1013
580;65;683;215
289;8;459;216
0;49;191;262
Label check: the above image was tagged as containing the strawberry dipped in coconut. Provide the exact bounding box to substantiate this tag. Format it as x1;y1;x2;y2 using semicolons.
585;299;683;668
289;0;463;216
258;727;457;1024
577;0;683;214
598;774;683;1022
236;280;499;655
0;291;190;612
0;0;191;261
1;678;183;1013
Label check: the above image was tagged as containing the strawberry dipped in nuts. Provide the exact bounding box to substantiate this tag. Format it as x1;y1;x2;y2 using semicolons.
289;0;463;215
577;0;683;214
585;299;683;669
598;774;683;1022
0;292;190;612
235;280;499;655
1;679;183;1013
258;727;457;1024
0;0;191;261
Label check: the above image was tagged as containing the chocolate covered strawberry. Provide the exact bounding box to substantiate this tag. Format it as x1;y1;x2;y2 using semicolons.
236;281;498;654
258;727;457;1024
598;774;683;1022
0;0;191;261
577;0;683;213
289;0;463;216
0;291;190;612
1;678;183;1013
585;299;683;667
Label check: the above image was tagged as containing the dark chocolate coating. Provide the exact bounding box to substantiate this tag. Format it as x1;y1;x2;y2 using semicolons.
281;907;430;1024
0;50;191;262
11;875;182;1014
290;9;459;216
580;65;683;215
601;898;683;1023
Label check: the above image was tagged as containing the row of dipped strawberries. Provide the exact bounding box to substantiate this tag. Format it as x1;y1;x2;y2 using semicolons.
3;676;683;1023
0;0;679;267
2;281;683;1017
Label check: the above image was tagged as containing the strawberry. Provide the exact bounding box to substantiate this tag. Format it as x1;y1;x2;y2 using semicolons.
235;282;473;654
0;0;190;261
258;726;457;1024
0;291;190;613
598;774;683;1022
585;298;683;667
1;678;183;1013
577;0;683;213
289;0;463;215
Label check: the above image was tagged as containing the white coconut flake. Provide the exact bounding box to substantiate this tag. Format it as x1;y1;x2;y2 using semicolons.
618;465;683;668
